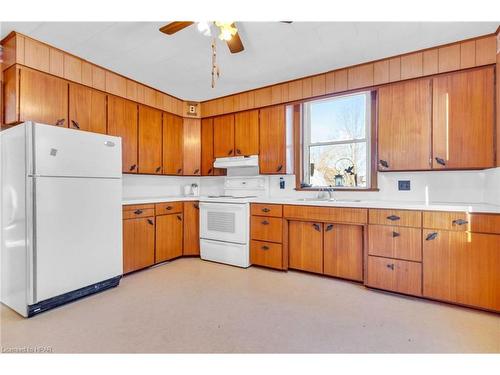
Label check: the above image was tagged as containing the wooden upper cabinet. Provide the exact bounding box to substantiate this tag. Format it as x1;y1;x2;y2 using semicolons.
155;213;183;262
288;220;323;274
162;113;183;175
234;109;259;156
19;68;68;127
323;224;363;282
213;114;235;158
201;118;215;175
423;230;500;311
378;79;432;171
432;67;494;169
183;202;200;256
123;216;155;274
259;105;286;174
138;105;162;174
68;83;107;134
183;118;201;176
107;96;138;173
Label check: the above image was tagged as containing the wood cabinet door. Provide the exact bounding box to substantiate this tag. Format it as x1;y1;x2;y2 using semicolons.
423;230;500;311
183;118;201;175
138;105;162;174
155;213;183;262
162;113;183;175
432;67;494;169
259;105;286;174
324;224;363;281
201;118;215;175
288;220;323;273
19;68;68;127
367;256;422;296
123;217;155;274
183;202;200;256
107;96;138;173
234;109;259;156
378;79;432;170
213;114;235;158
68;83;107;134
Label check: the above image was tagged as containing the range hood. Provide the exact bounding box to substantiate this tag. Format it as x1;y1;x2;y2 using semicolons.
214;155;259;168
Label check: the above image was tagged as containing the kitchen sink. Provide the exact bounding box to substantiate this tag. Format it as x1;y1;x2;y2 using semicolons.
294;198;364;203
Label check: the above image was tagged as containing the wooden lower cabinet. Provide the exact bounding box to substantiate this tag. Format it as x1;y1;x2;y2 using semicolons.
250;216;283;243
368;225;422;262
183;202;200;256
423;230;500;311
324;224;363;281
366;256;422;296
155;213;183;263
250;240;283;270
288;220;323;274
123;216;155;274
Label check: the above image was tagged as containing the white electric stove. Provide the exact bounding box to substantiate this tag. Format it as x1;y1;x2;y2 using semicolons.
199;176;266;268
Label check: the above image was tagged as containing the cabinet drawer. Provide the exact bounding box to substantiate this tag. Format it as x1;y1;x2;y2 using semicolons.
250;240;283;269
251;216;283;243
283;205;367;224
251;203;283;217
123;208;155;219
369;209;421;227
366;256;422;296
155;202;183;215
423;211;500;234
123;204;154;211
368;225;422;262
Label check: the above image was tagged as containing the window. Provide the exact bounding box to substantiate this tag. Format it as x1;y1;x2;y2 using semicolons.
301;91;372;189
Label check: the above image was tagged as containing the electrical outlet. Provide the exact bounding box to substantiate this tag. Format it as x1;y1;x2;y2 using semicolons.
398;180;411;191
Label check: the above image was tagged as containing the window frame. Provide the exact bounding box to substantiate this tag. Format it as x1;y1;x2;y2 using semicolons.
294;89;378;192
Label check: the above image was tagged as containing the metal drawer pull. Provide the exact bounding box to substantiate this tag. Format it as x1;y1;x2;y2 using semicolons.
147;219;154;225
177;168;182;174
155;166;161;173
261;245;270;250
452;219;468;226
392;231;400;238
386;263;395;270
177;215;182;221
56;118;65;126
261;220;270;225
387;215;400;221
426;232;438;241
435;157;446;166
134;209;143;215
166;206;173;210
276;164;283;172
71;120;80;129
262;208;271;213
379;159;389;168
313;223;321;232
129;164;137;171
325;224;334;232
207;168;212;174
228;149;233;155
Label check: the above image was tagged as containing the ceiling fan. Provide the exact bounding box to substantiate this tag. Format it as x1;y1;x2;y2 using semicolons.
159;21;245;53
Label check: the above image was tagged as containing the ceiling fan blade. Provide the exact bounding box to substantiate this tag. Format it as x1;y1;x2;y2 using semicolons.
159;21;194;35
227;25;244;54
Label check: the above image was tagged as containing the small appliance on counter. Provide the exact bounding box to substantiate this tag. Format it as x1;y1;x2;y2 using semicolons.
1;122;123;317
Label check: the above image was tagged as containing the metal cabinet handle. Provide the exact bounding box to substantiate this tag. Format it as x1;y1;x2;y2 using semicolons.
134;209;143;215
276;164;283;172
261;245;270;251
426;232;438;241
177;215;182;221
71;120;80;129
193;169;200;175
147;219;154;225
392;231;400;238
435;157;446;166
313;223;321;232
262;208;271;213
55;118;65;126
236;149;241;155
228;149;233;155
177;168;182;174
207;168;213;174
387;215;400;221
166;206;173;211
325;224;334;232
452;219;468;226
194;203;199;209
155;166;161;173
261;220;270;225
379;159;389;168
129;164;137;171
386;263;395;270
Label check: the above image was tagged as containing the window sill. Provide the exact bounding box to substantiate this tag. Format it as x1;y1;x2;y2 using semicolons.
295;187;380;192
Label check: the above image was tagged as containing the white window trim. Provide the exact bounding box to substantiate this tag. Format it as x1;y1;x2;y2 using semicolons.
302;91;372;189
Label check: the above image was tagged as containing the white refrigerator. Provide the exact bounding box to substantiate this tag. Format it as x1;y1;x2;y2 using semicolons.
1;122;123;317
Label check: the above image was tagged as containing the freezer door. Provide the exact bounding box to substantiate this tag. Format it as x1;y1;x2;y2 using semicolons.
33;123;122;178
33;176;122;303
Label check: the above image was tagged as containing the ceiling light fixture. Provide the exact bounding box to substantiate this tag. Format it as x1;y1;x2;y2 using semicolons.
214;21;237;41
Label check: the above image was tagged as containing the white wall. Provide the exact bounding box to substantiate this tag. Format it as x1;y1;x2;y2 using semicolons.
484;168;500;205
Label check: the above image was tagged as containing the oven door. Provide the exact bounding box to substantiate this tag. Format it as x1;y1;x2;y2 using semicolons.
199;202;249;244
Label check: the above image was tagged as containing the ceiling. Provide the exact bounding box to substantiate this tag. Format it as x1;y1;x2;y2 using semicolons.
1;22;497;101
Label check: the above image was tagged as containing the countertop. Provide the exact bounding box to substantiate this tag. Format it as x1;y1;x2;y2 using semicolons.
122;196;500;214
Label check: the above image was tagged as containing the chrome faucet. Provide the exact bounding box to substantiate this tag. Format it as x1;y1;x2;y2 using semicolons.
317;186;335;201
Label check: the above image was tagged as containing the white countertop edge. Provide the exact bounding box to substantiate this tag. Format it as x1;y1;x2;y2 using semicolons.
122;196;500;214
